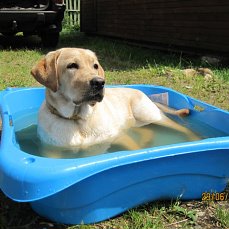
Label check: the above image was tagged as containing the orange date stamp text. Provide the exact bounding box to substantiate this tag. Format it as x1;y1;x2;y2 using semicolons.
202;192;228;201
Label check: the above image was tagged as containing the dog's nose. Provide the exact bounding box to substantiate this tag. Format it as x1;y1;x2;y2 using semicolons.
90;77;105;90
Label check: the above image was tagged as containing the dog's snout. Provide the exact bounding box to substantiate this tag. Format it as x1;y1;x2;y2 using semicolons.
90;77;105;90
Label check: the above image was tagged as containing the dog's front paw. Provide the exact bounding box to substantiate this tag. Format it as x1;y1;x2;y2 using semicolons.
176;109;190;117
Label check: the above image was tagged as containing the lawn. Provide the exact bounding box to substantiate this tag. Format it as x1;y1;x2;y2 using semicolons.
0;30;229;229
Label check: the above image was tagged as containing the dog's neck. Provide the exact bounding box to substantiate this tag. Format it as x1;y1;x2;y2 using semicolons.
45;89;93;120
46;101;81;120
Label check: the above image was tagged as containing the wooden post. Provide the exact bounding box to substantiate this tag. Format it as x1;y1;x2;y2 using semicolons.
64;0;80;26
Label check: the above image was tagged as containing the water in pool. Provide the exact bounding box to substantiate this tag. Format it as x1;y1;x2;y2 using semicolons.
15;110;227;159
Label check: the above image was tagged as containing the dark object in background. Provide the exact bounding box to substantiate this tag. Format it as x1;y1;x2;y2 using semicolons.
0;0;65;47
81;0;229;56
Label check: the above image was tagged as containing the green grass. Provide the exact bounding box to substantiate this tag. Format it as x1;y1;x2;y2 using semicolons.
216;205;229;228
0;29;229;229
0;31;228;109
0;49;42;88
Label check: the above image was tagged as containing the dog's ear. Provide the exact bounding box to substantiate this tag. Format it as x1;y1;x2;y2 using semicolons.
98;64;105;78
31;50;60;92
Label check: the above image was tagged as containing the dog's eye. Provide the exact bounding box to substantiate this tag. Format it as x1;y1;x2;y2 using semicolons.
93;64;99;69
67;63;79;69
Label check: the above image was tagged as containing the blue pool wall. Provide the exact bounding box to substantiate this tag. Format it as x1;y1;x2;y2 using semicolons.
0;85;229;224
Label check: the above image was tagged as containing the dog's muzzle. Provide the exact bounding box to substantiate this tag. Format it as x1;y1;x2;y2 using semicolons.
88;77;105;102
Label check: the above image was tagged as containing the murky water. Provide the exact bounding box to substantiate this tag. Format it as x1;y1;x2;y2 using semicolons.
15;111;227;159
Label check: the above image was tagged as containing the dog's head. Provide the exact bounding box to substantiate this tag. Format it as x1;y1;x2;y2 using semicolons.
31;48;105;105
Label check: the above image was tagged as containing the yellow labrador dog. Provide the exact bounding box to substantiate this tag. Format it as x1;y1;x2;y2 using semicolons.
31;48;198;155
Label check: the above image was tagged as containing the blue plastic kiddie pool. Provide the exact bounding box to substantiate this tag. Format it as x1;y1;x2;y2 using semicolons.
0;85;229;224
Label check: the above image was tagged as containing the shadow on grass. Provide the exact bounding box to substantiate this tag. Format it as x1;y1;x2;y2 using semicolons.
59;31;197;72
0;31;209;72
0;190;67;229
0;34;42;49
